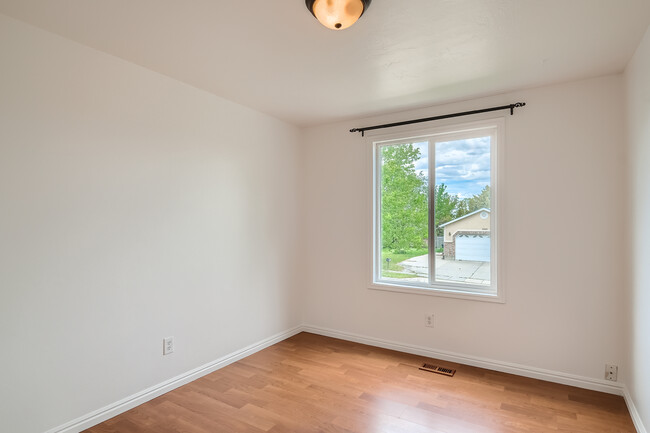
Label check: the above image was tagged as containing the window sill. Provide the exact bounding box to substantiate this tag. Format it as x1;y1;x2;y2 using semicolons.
369;281;504;303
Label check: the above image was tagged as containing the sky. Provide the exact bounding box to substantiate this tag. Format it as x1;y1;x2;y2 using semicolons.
413;137;491;199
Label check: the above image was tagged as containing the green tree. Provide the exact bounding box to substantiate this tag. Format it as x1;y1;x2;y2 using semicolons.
434;183;458;236
454;199;470;220
381;144;428;252
464;185;491;213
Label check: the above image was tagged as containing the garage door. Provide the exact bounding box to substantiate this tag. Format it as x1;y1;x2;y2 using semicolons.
456;234;490;262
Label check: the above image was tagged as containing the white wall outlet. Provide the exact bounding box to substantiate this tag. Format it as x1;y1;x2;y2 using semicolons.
425;313;435;328
163;337;174;356
605;364;618;381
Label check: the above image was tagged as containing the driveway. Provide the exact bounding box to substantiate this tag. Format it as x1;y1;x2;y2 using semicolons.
398;254;490;285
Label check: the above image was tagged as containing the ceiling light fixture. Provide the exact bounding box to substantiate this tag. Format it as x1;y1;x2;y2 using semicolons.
305;0;372;30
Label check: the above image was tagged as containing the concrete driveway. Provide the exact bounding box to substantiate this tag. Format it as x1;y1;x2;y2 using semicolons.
398;254;490;285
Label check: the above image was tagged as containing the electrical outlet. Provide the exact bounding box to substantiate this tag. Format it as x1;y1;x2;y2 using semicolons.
163;337;174;356
425;313;435;328
605;364;618;381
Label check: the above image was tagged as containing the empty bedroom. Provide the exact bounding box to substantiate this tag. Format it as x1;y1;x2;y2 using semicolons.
1;1;650;432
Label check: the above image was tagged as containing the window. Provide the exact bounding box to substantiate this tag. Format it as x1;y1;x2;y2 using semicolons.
371;119;501;301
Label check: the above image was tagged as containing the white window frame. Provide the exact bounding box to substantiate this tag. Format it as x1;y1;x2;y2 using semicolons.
369;118;504;303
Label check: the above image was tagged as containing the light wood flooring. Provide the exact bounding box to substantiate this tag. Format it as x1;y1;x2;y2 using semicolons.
85;332;635;433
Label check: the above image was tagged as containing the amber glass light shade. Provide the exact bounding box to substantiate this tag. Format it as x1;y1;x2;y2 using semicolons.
308;0;370;30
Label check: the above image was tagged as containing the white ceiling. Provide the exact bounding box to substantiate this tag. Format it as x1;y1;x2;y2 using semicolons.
1;1;649;126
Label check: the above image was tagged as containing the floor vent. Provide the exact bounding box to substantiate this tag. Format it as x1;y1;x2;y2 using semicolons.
419;363;456;377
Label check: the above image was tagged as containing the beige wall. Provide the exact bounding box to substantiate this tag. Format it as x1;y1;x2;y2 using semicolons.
0;15;302;433
625;25;650;432
442;211;491;242
301;74;627;385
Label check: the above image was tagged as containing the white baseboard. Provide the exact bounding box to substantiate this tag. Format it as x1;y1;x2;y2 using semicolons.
624;387;648;433
301;324;625;396
46;325;303;433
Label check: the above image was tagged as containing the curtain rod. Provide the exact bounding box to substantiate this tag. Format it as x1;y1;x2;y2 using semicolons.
350;102;526;136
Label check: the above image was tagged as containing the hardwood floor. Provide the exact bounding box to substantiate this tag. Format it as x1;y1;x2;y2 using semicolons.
85;333;635;433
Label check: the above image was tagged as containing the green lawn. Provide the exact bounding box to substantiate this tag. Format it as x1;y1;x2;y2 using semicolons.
382;271;421;279
381;248;428;272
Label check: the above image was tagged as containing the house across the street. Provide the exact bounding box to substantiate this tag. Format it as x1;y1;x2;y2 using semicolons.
440;208;490;261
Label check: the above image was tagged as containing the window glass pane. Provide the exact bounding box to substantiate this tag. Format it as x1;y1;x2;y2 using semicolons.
379;142;429;282
435;137;491;286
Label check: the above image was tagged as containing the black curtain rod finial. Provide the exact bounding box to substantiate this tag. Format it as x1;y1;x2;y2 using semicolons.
350;102;527;135
510;102;526;115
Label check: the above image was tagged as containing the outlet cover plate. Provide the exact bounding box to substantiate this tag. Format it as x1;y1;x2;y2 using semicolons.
605;364;618;381
163;337;174;356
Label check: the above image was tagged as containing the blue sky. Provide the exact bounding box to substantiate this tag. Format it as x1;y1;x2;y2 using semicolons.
413;137;490;199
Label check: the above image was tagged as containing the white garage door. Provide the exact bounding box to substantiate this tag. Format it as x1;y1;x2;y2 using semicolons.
456;234;490;262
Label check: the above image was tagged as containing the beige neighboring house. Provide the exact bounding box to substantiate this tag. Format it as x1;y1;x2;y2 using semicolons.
439;208;491;261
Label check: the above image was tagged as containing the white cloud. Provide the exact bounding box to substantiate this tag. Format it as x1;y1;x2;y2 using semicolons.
436;136;491;197
395;138;490;197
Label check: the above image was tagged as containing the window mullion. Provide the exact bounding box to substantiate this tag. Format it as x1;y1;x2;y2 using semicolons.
428;140;435;286
375;144;382;283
